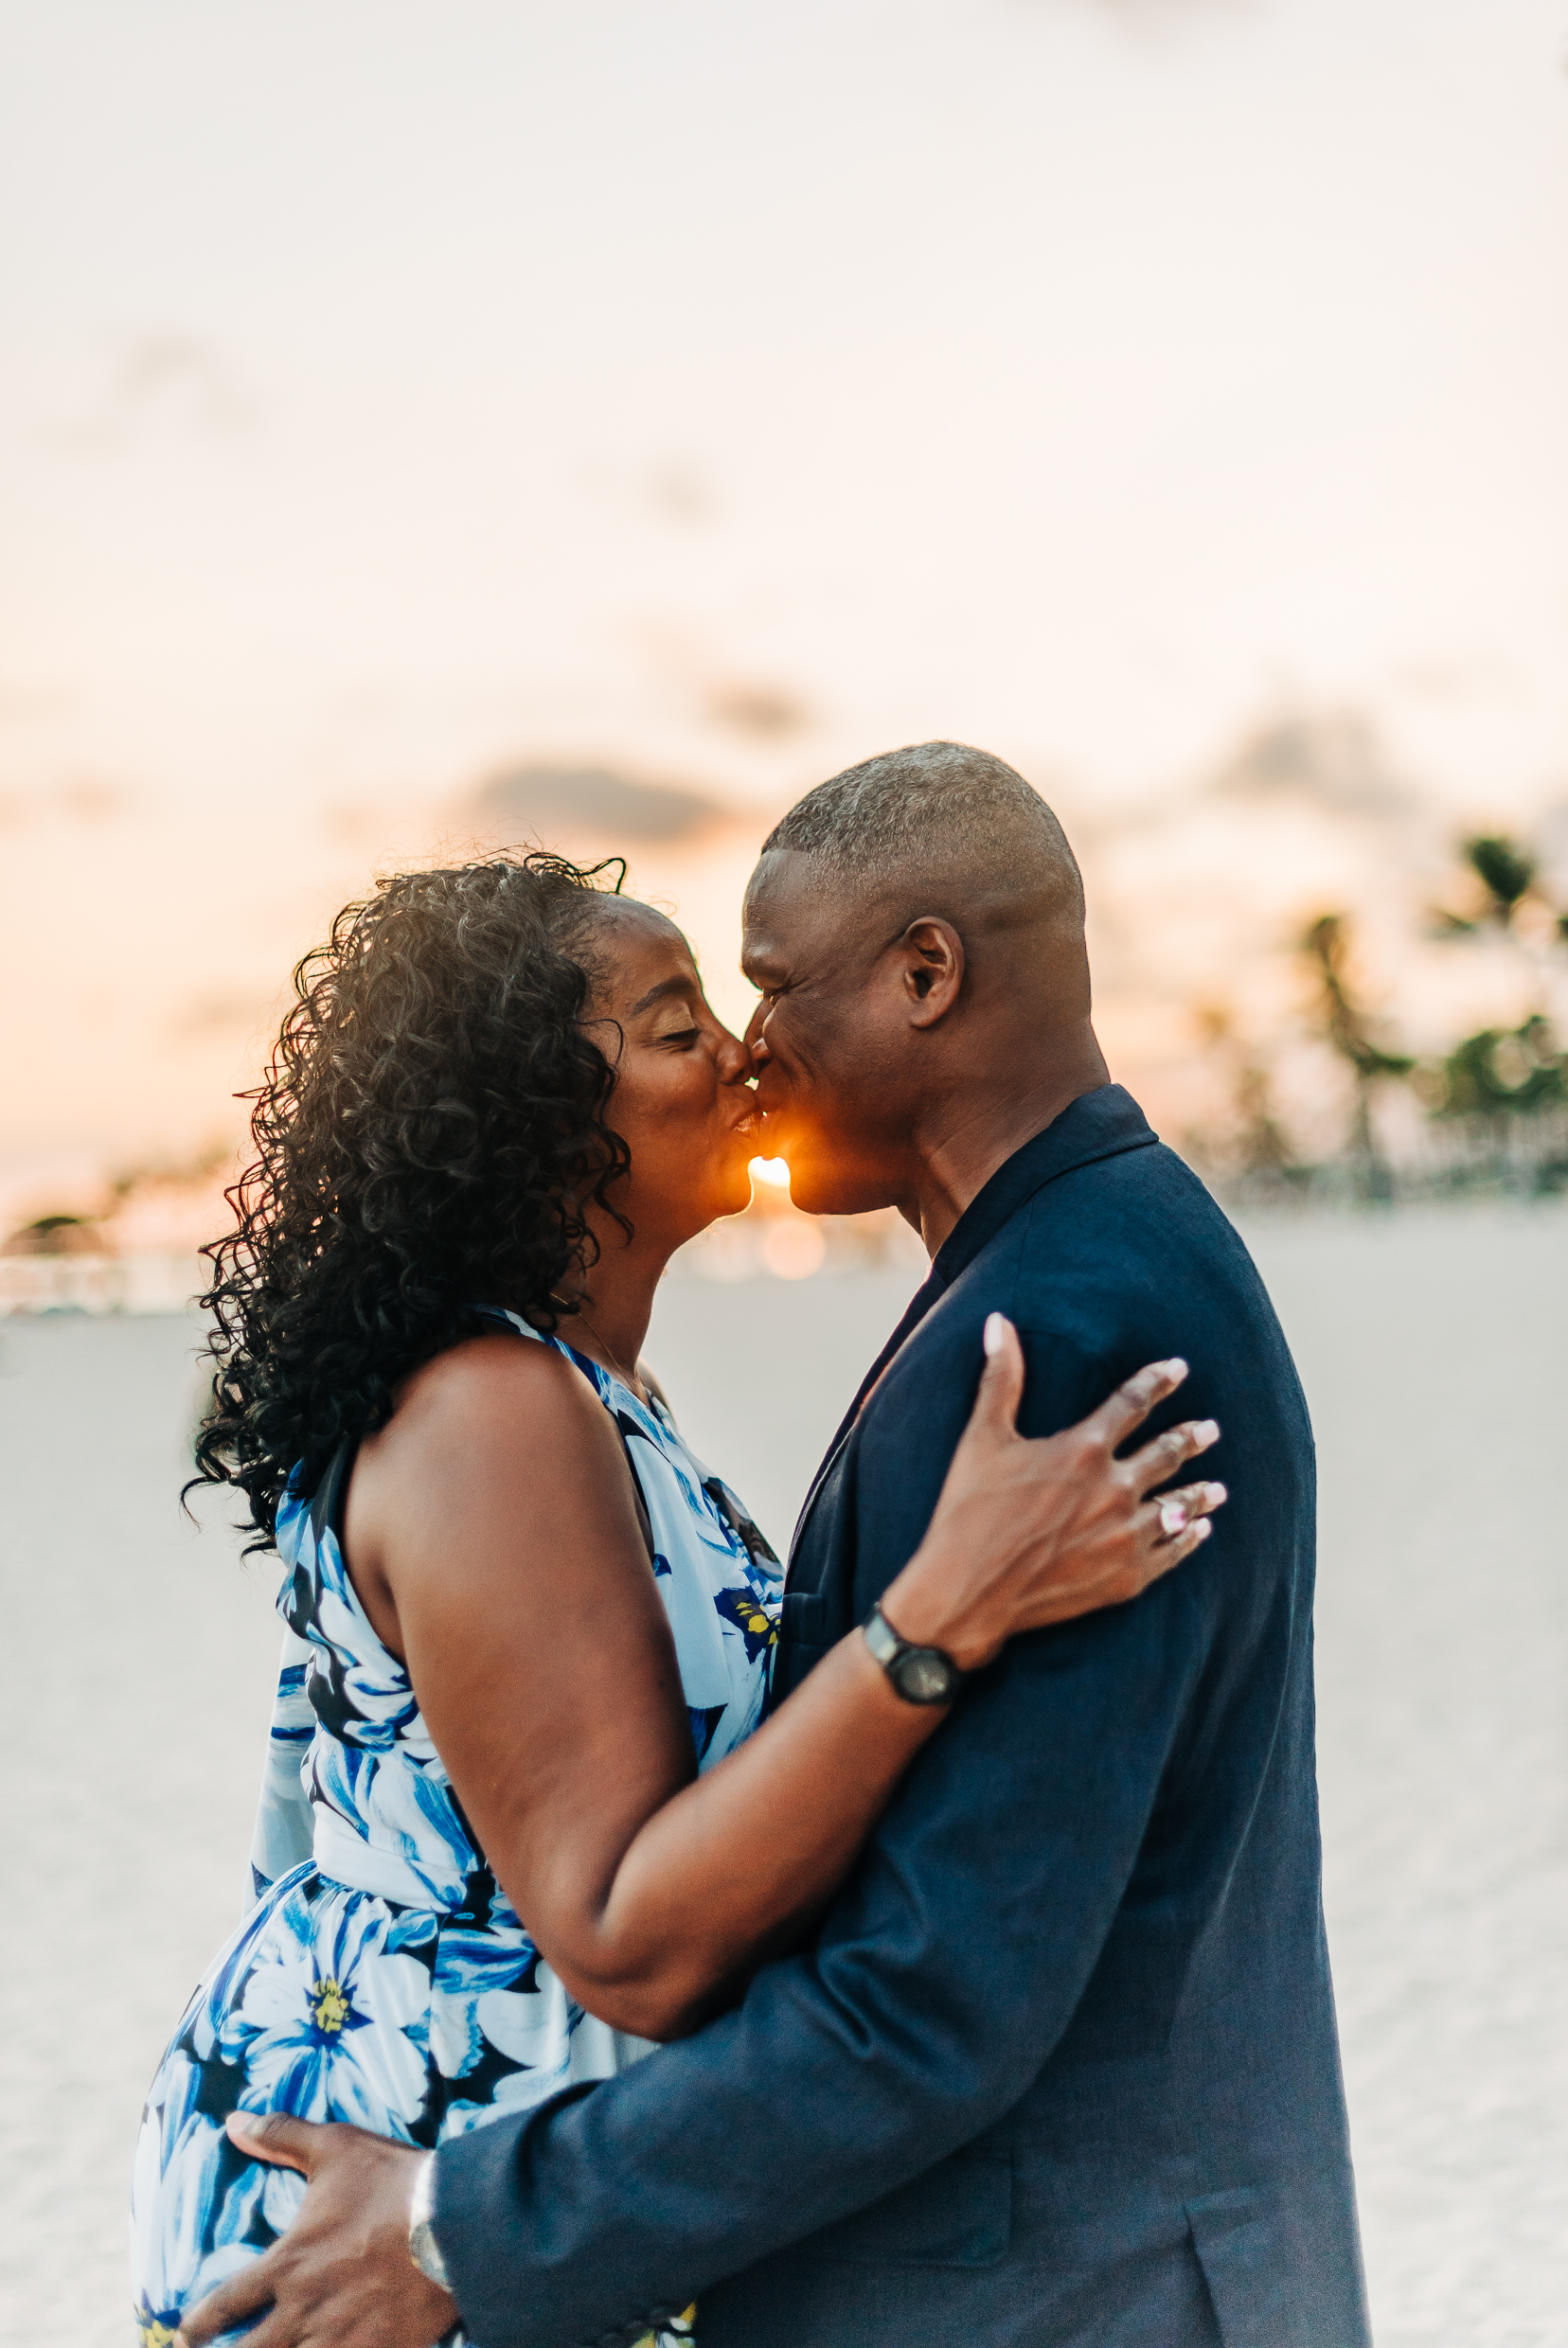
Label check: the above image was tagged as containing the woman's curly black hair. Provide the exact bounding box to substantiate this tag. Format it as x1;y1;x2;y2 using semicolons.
191;852;633;1549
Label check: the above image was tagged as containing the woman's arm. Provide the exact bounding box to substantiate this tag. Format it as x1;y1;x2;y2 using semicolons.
345;1321;1221;2041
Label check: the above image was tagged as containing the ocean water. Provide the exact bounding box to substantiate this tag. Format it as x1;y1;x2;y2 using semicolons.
1;1208;1564;2346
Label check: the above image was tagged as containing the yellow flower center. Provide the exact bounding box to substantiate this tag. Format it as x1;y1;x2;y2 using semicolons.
631;2313;697;2347
309;1976;350;2034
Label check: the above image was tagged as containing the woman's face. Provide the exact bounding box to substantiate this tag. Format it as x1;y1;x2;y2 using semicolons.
583;898;758;1253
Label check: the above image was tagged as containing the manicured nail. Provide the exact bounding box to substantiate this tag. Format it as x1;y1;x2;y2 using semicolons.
1167;1358;1188;1381
1194;1420;1220;1448
983;1312;1007;1358
1195;1517;1212;1539
1160;1501;1188;1537
1206;1482;1227;1507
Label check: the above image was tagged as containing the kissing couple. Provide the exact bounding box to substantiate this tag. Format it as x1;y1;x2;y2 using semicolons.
136;741;1368;2348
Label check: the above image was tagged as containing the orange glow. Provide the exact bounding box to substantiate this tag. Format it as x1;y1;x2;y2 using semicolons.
748;1157;793;1189
760;1220;826;1281
4;4;1562;1216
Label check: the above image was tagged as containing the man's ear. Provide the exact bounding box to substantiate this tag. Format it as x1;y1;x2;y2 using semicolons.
899;917;965;1028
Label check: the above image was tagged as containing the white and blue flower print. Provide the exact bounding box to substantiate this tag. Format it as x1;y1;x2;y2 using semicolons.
131;1314;779;2348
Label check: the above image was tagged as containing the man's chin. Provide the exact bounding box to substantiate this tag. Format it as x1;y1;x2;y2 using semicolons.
775;1150;890;1221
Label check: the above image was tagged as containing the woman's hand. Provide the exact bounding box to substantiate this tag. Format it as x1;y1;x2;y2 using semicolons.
318;1322;1216;2050
881;1316;1224;1674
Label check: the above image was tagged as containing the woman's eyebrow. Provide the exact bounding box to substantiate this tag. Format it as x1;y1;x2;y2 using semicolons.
625;974;697;1018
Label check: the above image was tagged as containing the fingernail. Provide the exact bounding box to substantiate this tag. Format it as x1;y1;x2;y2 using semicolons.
1167;1358;1188;1381
1207;1482;1227;1506
1194;1420;1220;1447
1195;1517;1212;1539
983;1312;1007;1358
1160;1501;1188;1537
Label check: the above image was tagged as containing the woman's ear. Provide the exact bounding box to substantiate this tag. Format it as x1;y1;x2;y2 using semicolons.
900;917;965;1027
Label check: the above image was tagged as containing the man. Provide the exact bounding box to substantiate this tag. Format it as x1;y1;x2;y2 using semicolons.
186;743;1368;2347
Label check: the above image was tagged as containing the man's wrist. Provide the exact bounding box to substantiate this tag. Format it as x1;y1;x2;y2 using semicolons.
408;2150;452;2292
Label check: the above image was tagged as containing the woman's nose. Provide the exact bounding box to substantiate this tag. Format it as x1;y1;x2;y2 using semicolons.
715;1028;755;1083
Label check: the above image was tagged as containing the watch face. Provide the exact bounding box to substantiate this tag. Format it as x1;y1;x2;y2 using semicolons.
895;1647;955;1704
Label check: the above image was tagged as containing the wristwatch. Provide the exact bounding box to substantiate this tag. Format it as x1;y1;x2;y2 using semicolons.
408;2152;452;2292
863;1602;966;1706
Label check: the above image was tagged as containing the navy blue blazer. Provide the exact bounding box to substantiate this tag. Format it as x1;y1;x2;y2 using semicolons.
437;1088;1370;2348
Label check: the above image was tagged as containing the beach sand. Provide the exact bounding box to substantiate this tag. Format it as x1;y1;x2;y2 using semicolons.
1;1207;1564;2345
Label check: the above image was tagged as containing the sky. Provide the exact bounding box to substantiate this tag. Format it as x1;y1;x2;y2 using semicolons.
2;0;1565;1206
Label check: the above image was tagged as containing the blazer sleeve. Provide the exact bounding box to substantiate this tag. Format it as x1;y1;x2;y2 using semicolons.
434;1325;1209;2348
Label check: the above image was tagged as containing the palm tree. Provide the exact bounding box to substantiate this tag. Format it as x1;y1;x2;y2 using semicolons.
1436;1017;1566;1119
1429;832;1568;1161
1432;833;1567;941
1189;1004;1295;1188
1300;915;1414;1201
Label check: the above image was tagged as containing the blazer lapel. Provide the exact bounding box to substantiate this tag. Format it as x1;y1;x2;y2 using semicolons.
783;1086;1157;1578
784;1266;943;1574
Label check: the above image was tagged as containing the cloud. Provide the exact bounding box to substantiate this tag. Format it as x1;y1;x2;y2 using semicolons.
575;452;719;525
0;778;131;827
57;779;128;824
1206;709;1414;819
171;991;267;1039
469;763;735;847
62;332;260;450
647;459;716;524
705;681;811;740
631;621;811;741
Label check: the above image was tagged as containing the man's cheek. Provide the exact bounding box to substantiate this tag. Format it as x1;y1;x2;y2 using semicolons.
755;1062;796;1115
761;1032;815;1098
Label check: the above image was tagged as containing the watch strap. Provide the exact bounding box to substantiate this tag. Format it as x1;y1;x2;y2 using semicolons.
408;2151;452;2292
863;1602;965;1704
863;1602;907;1673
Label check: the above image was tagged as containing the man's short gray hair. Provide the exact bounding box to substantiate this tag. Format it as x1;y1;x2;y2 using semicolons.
762;740;1080;911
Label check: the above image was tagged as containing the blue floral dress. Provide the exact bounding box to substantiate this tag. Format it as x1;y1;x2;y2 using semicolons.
131;1313;781;2348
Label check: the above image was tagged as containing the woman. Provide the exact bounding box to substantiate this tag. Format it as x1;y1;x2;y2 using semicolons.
132;854;1222;2347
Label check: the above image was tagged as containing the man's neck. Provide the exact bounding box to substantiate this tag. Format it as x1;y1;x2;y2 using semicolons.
909;1050;1111;1259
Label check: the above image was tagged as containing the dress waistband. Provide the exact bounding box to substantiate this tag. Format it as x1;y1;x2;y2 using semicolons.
311;1810;457;1911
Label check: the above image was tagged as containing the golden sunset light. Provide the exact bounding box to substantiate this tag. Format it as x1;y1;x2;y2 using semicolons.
3;0;1565;1236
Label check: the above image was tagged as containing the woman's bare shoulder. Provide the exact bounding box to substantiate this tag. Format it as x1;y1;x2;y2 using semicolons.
347;1324;642;1620
371;1327;616;1480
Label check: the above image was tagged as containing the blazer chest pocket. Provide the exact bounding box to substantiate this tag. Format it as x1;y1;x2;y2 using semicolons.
802;2148;1013;2270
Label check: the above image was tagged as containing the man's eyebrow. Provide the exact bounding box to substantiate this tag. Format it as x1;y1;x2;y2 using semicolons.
625;974;697;1018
